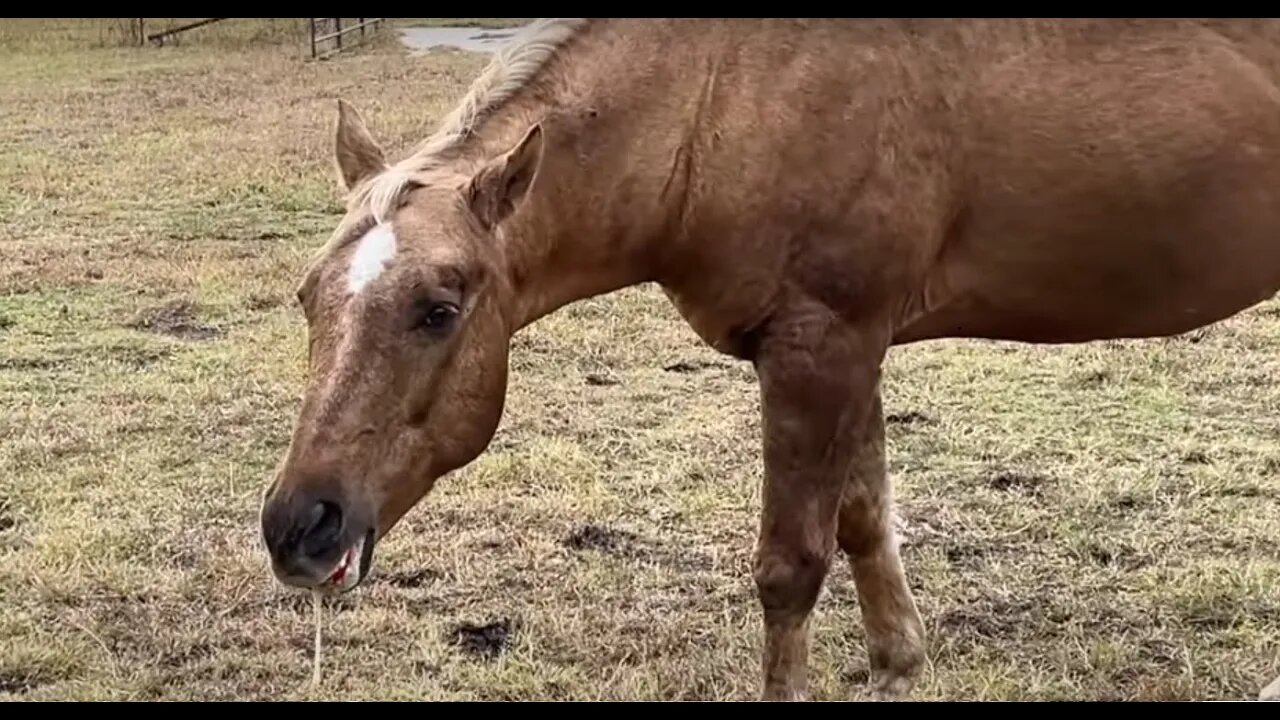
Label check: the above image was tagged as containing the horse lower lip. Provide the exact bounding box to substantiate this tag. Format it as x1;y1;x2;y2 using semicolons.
326;548;353;584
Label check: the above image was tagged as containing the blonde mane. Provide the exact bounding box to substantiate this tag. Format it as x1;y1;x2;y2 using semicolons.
335;18;589;243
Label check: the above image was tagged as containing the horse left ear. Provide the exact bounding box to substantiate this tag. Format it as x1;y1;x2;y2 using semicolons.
335;99;387;191
467;123;544;230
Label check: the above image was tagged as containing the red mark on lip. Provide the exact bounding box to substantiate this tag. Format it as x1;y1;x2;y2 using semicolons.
326;549;352;585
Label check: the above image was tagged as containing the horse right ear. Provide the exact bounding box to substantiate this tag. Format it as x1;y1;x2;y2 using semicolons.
466;123;544;231
334;99;387;191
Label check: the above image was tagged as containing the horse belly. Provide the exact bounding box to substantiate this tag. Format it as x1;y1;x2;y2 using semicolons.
910;238;1279;346
897;42;1280;345
899;181;1280;344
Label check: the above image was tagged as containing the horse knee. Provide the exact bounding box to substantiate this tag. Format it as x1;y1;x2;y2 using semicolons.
753;547;830;616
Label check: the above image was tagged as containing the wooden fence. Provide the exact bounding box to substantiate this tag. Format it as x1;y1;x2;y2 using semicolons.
146;18;227;46
308;18;385;59
111;18;228;46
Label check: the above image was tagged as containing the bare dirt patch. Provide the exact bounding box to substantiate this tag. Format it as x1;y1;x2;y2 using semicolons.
563;523;640;555
380;569;444;588
886;410;935;425
449;619;516;660
662;359;729;373
0;667;56;695
126;299;222;340
0;499;15;533
988;471;1052;494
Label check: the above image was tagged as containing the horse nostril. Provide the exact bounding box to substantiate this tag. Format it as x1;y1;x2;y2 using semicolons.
299;500;343;559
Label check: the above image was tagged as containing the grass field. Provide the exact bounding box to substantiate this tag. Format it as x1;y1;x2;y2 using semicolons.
2;18;1279;701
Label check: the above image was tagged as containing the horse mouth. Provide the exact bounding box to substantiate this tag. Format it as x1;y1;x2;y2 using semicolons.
320;529;375;593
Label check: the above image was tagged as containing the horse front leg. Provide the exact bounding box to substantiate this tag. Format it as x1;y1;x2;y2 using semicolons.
837;388;926;699
751;300;888;701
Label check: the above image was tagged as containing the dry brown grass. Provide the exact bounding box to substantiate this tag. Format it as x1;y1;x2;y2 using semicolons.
1;19;1278;701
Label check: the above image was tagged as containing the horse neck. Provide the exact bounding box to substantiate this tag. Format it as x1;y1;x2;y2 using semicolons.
455;23;693;332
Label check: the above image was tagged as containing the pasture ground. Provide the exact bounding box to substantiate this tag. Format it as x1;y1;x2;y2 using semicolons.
1;18;1278;701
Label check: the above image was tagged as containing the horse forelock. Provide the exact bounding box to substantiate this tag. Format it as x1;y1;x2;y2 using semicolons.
320;18;590;257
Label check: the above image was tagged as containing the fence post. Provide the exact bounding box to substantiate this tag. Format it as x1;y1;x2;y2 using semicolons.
308;18;384;60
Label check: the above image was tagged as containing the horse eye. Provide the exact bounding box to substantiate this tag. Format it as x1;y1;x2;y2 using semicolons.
414;301;459;333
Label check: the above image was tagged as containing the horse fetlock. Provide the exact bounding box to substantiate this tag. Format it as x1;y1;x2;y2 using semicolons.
866;625;925;700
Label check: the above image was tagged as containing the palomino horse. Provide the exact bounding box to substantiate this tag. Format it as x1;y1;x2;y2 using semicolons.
260;19;1280;700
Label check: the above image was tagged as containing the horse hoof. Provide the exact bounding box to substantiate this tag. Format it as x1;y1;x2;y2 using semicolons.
761;686;806;701
870;670;915;701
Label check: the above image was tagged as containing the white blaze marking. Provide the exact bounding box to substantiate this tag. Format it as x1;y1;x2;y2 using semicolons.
347;223;397;294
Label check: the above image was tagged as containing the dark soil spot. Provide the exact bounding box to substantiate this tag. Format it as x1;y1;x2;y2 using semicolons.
448;618;515;660
988;471;1050;494
411;659;442;675
127;299;222;340
584;372;620;386
1082;541;1147;570
938;598;1035;640
0;502;15;532
1071;369;1111;388
0;667;56;694
381;568;443;588
563;523;639;554
157;642;214;669
1180;450;1211;465
1088;544;1115;566
1110;493;1143;511
0;356;65;371
112;345;172;369
944;543;985;567
1107;666;1143;690
1243;372;1270;387
1046;607;1073;624
1214;485;1272;499
663;359;727;373
1184;600;1280;630
1178;327;1211;344
1078;603;1157;637
0;314;13;330
1138;637;1183;670
245;293;283;311
886;410;934;425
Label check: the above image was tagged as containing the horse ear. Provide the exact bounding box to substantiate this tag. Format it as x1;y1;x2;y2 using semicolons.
334;99;387;191
467;123;544;230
